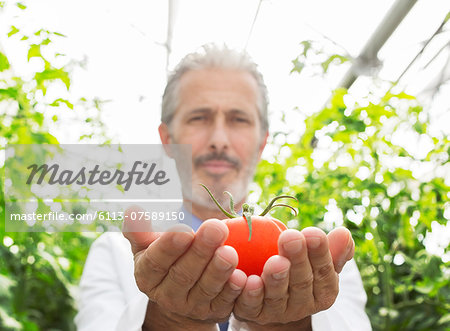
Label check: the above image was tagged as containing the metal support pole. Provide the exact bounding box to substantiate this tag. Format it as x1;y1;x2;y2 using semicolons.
337;0;418;89
165;0;175;76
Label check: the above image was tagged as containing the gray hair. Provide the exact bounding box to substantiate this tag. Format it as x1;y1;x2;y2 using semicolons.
161;44;269;132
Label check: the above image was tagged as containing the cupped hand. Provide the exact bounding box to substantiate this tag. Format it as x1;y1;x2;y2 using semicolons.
123;206;247;324
233;226;354;327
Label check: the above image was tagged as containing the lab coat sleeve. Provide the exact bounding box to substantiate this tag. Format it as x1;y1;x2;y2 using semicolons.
310;259;372;330
74;233;149;331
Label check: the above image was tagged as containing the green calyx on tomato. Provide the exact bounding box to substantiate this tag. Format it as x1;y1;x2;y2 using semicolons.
200;183;298;241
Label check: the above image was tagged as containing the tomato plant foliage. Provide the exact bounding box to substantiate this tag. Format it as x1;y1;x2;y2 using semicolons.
0;1;106;330
253;67;449;329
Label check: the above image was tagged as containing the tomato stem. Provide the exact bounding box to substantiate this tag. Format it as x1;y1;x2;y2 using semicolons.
266;203;298;216
200;184;236;219
259;195;298;216
200;184;298;242
242;203;254;241
224;191;238;217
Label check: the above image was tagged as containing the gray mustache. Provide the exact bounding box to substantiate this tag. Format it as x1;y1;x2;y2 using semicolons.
194;152;240;168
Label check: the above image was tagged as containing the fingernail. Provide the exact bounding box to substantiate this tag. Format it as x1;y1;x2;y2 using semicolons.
272;270;288;280
306;236;321;249
347;237;354;252
229;282;242;291
202;226;225;245
173;233;193;249
337;260;346;271
248;287;263;296
283;239;302;254
215;254;233;271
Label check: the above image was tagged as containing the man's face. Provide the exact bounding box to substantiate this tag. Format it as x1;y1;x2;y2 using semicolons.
159;68;268;209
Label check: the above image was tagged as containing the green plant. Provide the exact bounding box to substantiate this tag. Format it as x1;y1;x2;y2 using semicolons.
0;1;106;329
254;80;450;329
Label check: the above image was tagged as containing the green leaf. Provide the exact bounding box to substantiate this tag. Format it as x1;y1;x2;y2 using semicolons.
291;57;305;74
53;32;67;37
415;281;434;294
27;44;41;61
299;40;312;57
0;87;18;99
413;121;427;134
41;38;51;46
330;88;347;110
49;98;74;109
445;11;450;23
0;306;22;329
16;2;26;9
33;112;44;126
35;67;71;94
0;52;10;72
396;91;416;100
437;313;450;326
321;54;349;73
34;28;45;36
7;25;19;37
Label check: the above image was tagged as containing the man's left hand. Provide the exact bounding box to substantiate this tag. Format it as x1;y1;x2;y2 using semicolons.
233;227;355;328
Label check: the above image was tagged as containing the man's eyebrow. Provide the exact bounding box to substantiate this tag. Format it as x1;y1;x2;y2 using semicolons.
227;109;252;117
186;108;211;116
185;108;253;118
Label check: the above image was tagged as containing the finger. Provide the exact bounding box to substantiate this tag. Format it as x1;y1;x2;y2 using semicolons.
260;255;290;319
210;266;247;320
302;227;339;311
134;224;194;295
278;229;314;312
213;268;247;306
188;245;238;304
211;269;247;319
159;219;229;301
328;227;354;273
234;275;264;321
221;268;247;300
122;205;159;255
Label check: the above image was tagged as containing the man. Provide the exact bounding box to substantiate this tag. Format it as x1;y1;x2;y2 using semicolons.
75;44;371;330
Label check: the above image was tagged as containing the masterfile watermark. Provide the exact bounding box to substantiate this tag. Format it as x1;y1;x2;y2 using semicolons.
26;161;170;191
4;144;192;232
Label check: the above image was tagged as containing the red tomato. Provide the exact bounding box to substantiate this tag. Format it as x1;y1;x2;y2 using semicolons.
223;216;287;276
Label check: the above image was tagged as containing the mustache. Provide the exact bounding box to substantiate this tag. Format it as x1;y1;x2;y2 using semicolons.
194;151;241;168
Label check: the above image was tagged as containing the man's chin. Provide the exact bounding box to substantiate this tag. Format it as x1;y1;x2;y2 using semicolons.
196;172;234;190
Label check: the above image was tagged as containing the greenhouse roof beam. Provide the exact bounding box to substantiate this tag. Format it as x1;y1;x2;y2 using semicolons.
338;0;418;89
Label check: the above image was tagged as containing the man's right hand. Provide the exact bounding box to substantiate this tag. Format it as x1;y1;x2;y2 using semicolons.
122;207;247;329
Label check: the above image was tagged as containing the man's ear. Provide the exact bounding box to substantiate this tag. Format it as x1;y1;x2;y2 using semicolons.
158;123;174;158
258;130;269;160
159;123;171;145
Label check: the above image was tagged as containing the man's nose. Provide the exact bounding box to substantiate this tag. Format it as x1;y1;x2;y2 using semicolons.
209;119;230;152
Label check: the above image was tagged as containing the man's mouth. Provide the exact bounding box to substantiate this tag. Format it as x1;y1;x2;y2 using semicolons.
200;160;235;174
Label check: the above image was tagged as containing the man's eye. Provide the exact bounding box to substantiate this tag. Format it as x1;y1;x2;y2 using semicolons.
232;117;250;123
188;116;207;122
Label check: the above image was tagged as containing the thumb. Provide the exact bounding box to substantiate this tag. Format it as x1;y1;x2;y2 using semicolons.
122;205;160;255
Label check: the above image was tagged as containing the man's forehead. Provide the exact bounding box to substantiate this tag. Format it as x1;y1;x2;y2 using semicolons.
178;68;259;96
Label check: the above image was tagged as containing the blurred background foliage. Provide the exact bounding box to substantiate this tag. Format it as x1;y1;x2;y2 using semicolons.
1;2;449;331
255;44;450;330
1;2;106;330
